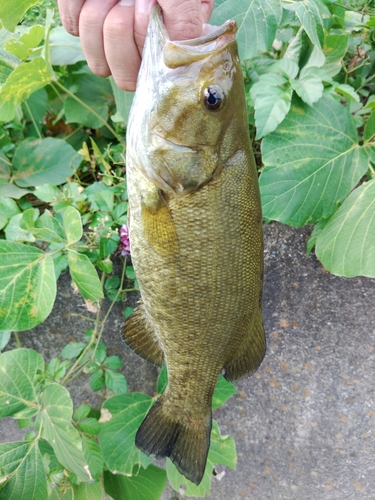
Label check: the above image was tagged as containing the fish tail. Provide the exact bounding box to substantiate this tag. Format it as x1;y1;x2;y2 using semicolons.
136;394;212;485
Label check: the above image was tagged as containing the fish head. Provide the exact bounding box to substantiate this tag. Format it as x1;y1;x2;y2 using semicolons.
127;6;247;196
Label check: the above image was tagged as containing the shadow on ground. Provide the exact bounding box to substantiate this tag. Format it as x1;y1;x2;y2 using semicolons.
1;223;374;499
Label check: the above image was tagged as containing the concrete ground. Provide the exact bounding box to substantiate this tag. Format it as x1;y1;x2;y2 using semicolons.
1;223;375;499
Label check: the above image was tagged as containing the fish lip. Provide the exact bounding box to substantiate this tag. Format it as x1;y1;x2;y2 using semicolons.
152;5;237;46
151;128;196;152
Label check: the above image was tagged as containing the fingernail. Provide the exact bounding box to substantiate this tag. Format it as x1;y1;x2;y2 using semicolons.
118;0;135;6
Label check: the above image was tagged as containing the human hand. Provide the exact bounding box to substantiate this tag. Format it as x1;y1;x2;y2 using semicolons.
57;0;215;91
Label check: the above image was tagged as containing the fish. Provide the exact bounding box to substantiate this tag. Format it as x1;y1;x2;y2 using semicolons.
122;5;265;486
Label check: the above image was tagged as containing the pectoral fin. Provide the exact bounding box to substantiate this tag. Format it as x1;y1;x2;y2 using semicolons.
224;310;266;381
141;191;178;256
122;304;164;366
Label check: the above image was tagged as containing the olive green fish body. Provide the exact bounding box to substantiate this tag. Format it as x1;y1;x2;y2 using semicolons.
123;7;265;485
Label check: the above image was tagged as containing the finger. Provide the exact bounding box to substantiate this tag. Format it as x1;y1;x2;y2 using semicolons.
57;0;85;35
104;1;140;91
79;0;119;77
201;0;215;24
134;0;157;55
158;0;207;41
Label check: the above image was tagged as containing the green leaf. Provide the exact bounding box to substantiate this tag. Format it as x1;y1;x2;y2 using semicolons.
323;33;349;77
33;210;66;243
12;138;81;188
63;206;82;244
64;72;113;129
0;0;40;31
103;465;167;500
290;67;324;106
103;356;122;370
253;85;293;139
48;27;85;65
110;78;134;124
211;0;282;60
39;383;90;482
89;369;105;391
0;330;11;351
283;0;324;49
0;348;43;418
72;481;102;500
99;393;153;475
0;196;20;230
167;420;236;497
81;436;104;479
212;375;237;410
78;417;101;435
5;212;36;242
67;250;104;301
259;94;369;226
0;441;47;500
0;183;31;199
105;370;128;394
0;242;56;331
73;404;91;422
315;179;375;278
0;58;51;121
61;342;86;360
334;83;360;103
364;110;375;142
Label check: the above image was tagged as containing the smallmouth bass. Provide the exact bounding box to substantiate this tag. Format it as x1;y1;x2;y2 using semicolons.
123;6;265;485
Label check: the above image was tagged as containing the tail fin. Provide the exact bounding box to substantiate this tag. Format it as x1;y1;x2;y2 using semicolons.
135;395;212;485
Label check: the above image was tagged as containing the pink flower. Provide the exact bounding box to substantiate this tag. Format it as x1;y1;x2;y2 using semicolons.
119;224;131;256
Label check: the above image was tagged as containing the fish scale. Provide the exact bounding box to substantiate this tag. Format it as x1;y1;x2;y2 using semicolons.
122;6;265;485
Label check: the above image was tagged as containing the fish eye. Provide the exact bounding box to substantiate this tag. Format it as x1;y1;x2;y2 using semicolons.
203;85;224;111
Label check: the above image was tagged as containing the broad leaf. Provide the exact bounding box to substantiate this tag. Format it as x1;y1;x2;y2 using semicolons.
99;393;153;475
82;436;104;479
110;78;134;124
12;138;81;187
33;210;66;243
167;420;236;497
0;441;47;500
253;82;292;139
364;110;375;142
63;206;82;244
0;0;40;32
0;330;11;351
290;67;324;106
323;34;349;77
40;383;90;482
48;27;86;65
64;72;113;129
259;94;369;226
67;251;104;301
212;375;237;410
211;0;282;60
72;481;102;500
103;465;167;500
282;0;324;49
0;58;51;121
0;242;56;331
315;179;375;277
0;348;43;418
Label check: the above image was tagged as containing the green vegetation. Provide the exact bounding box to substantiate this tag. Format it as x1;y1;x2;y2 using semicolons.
0;0;374;499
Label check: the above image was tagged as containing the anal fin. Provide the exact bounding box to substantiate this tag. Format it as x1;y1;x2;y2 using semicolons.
122;304;164;366
224;310;266;381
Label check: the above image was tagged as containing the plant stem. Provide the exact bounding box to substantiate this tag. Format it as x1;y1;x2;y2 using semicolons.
53;80;125;146
23;101;43;140
13;331;22;349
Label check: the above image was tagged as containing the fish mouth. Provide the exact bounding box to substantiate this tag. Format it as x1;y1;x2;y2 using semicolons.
151;6;237;68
